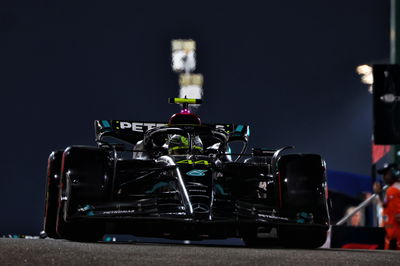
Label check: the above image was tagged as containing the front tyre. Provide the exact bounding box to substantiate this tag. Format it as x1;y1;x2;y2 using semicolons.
56;200;105;242
56;146;111;242
43;150;63;239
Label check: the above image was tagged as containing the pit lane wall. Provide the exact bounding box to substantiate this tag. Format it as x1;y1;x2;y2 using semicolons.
327;170;372;226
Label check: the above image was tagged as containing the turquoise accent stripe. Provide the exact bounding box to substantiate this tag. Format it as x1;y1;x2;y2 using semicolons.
215;184;228;196
146;182;169;193
187;169;208;176
102;120;111;128
235;125;243;132
247;126;250;136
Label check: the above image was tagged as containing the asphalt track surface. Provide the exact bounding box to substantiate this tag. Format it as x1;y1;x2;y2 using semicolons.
0;238;399;266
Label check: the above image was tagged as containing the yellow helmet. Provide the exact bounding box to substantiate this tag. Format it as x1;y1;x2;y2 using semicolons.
168;135;203;155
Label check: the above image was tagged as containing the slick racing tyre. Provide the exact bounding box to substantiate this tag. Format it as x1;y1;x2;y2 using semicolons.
43;150;63;239
56;146;111;242
278;154;330;248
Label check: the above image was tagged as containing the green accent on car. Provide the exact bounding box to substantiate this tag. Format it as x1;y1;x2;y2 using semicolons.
146;182;169;193
215;184;228;196
235;125;243;132
186;169;208;176
170;98;201;104
101;120;111;128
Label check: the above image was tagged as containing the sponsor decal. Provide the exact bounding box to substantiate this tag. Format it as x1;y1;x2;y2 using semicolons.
115;121;165;132
176;159;210;165
186;169;208;176
101;210;136;215
257;213;289;221
192;203;209;213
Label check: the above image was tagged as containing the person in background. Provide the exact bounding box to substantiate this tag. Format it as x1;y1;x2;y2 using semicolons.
374;163;400;250
345;206;364;227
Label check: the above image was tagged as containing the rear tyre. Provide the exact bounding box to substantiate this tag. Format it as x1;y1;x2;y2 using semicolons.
56;146;111;242
43;150;63;239
278;154;330;248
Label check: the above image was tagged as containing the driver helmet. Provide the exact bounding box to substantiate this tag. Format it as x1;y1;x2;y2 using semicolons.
168;135;203;155
378;162;400;181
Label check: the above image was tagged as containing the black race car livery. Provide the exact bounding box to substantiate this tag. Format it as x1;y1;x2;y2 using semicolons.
43;98;330;248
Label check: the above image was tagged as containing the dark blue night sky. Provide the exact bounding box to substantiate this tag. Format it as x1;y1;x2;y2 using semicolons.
0;1;390;234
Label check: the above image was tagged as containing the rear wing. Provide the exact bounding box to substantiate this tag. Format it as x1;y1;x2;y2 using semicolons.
95;120;166;144
94;120;250;144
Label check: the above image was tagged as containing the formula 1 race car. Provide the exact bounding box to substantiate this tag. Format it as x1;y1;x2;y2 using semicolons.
43;98;330;248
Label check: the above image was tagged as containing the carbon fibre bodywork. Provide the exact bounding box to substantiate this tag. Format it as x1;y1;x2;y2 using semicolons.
44;120;330;246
